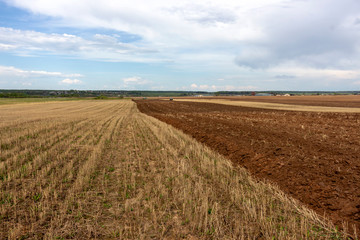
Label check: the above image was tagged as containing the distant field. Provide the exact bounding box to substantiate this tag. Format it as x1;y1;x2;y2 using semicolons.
180;95;360;108
0;98;87;105
174;97;360;113
0;100;345;239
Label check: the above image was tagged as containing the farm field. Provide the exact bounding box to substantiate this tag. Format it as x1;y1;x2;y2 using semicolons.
181;95;360;108
136;99;360;235
0;98;88;105
0;100;347;239
173;98;360;113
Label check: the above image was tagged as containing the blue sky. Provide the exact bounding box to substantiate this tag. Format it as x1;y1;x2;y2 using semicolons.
0;0;360;91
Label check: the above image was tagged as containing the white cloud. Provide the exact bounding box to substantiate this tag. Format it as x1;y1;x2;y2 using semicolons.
123;76;142;83
0;1;281;66
269;64;360;80
234;0;360;70
2;0;360;90
0;43;17;51
60;79;83;85
1;1;359;55
189;83;257;91
122;76;152;88
199;84;209;90
0;65;83;78
0;65;84;89
5;0;271;42
0;27;158;62
3;0;360;69
274;75;296;79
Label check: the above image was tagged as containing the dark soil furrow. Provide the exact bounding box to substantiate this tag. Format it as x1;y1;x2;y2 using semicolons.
135;99;360;233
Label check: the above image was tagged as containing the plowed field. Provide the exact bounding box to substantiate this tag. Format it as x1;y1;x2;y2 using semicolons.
2;100;345;239
136;99;360;233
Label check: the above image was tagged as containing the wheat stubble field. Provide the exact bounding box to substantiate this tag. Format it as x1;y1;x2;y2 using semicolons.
0;99;350;239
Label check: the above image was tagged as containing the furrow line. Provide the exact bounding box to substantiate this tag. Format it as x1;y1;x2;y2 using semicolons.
43;108;126;237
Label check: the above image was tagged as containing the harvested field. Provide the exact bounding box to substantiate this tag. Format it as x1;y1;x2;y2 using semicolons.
136;99;360;235
180;95;360;108
0;100;347;239
0;98;86;105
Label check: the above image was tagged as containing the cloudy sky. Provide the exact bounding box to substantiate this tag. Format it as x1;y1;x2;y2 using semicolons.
0;0;360;91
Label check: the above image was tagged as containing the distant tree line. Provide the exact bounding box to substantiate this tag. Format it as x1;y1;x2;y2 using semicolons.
0;89;359;98
0;92;39;98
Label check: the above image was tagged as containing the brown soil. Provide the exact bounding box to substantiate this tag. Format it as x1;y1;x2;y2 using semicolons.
135;99;360;233
180;95;360;108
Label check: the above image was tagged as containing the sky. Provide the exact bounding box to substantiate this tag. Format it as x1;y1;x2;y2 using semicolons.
0;0;360;91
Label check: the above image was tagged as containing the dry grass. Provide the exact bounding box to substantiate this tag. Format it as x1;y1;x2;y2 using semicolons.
0;100;351;239
174;98;360;113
